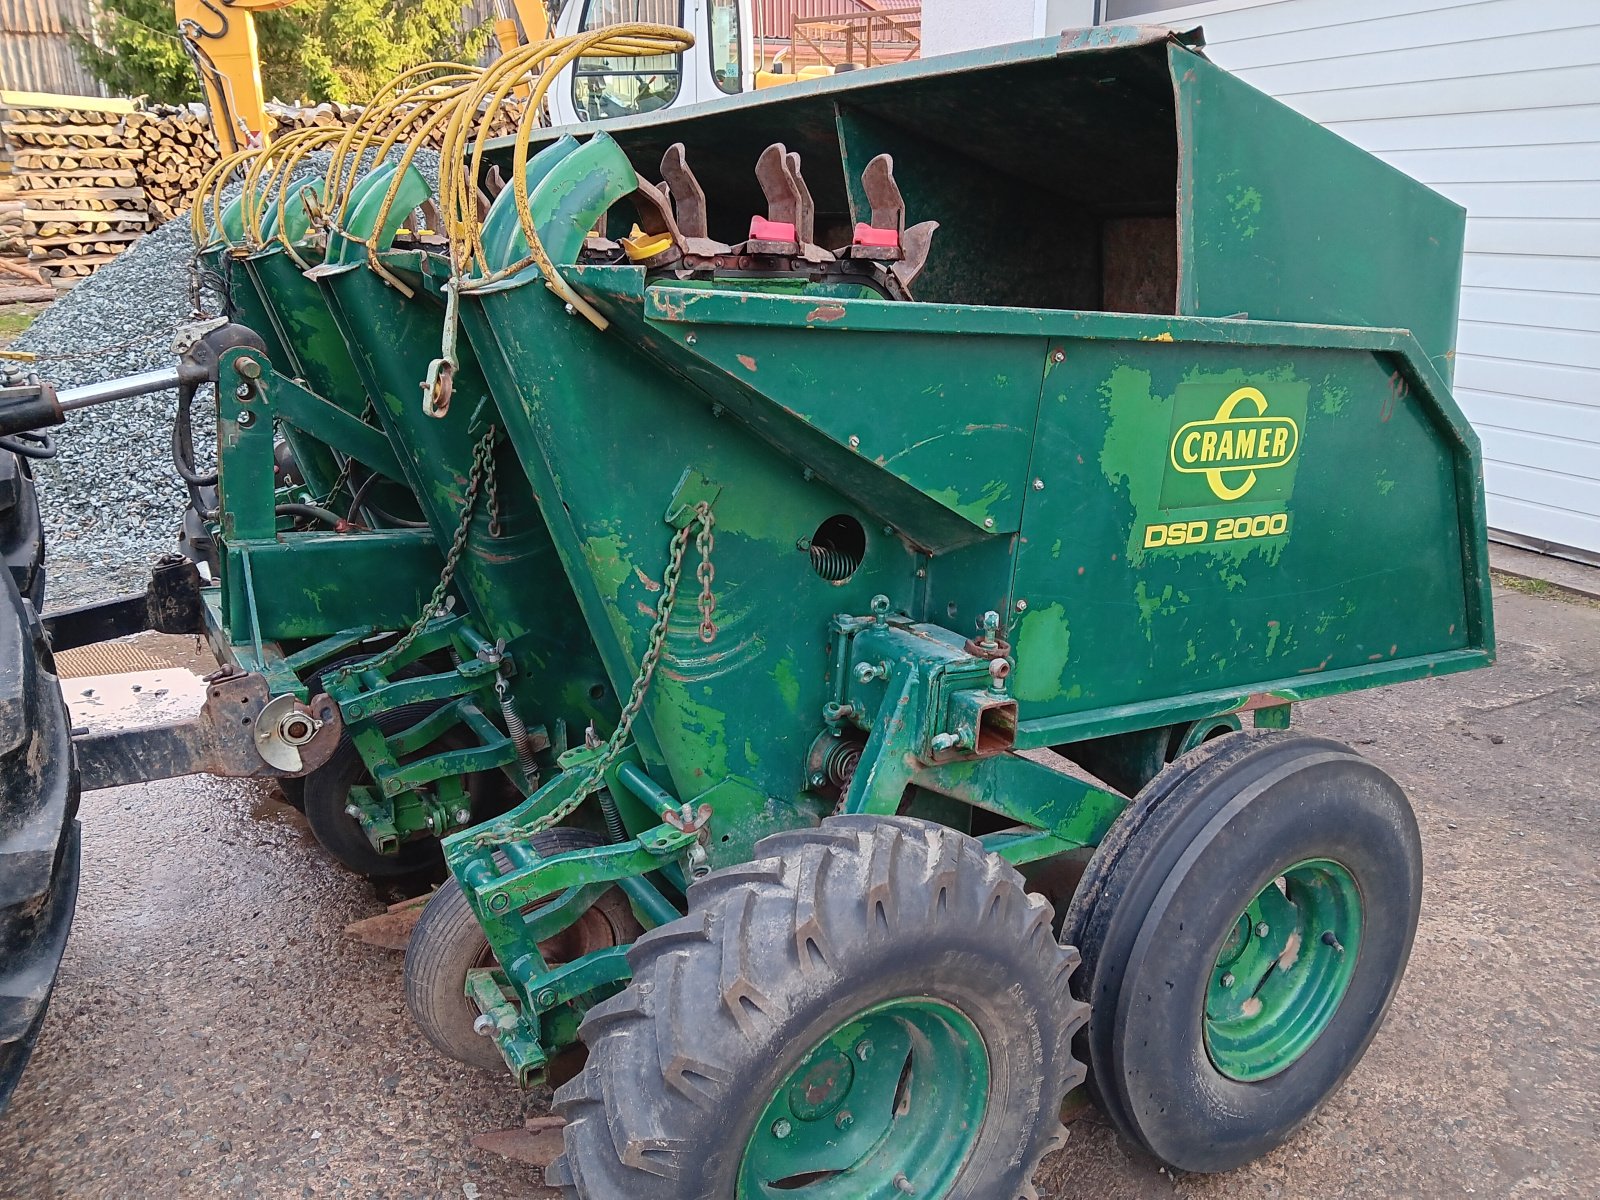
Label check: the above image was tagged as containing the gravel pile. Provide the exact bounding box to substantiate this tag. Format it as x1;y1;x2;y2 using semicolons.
14;148;442;607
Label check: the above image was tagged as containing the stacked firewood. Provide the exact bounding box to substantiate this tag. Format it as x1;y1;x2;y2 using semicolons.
127;105;220;222
0;190;55;303
1;96;151;285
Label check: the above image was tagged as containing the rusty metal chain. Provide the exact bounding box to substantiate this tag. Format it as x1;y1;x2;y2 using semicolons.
466;502;716;850
356;426;498;678
321;399;379;510
485;443;503;538
695;512;717;643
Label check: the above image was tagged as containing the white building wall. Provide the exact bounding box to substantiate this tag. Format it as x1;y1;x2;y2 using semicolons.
921;0;1094;57
932;0;1600;560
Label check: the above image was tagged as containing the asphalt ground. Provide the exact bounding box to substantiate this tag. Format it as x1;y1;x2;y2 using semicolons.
1;579;1596;1199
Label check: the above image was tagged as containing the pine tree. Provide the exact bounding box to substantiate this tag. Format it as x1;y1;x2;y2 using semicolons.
71;1;495;108
69;0;200;105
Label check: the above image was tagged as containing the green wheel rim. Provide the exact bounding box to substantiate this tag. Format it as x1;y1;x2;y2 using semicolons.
1203;858;1363;1082
738;997;990;1199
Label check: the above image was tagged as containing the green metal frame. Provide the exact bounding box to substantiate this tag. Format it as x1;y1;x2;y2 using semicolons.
431;28;1492;1085
185;32;1493;1099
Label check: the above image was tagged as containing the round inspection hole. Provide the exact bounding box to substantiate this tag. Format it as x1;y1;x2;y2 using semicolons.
808;515;865;584
589;684;607;701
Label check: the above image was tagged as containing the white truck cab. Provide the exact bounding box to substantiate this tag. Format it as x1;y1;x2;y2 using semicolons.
544;0;755;125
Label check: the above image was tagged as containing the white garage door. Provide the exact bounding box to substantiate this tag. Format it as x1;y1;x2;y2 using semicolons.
1098;0;1600;562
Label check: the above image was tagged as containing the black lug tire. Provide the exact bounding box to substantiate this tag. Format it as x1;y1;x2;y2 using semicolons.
405;829;641;1075
0;451;45;609
302;702;450;878
1061;730;1423;1174
0;560;79;1111
549;815;1088;1200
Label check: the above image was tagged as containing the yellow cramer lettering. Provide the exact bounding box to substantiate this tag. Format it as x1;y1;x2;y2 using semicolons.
1170;386;1300;501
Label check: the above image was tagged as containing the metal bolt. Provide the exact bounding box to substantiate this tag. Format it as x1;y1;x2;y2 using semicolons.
710;402;724;417
1221;972;1236;988
235;356;261;379
771;1118;792;1139
894;1174;916;1195
916;568;927;578
488;892;510;913
344;803;363;820
848;435;860;449
235;383;251;400
983;517;995;529
236;409;255;427
1256;922;1270;938
1015;599;1028;612
1051;349;1066;363
855;1040;873;1062
563;303;576;315
1033;478;1045;491
454;808;471;825
685;332;697;345
835;1110;853;1130
424;813;435;828
536;989;557;1008
473;1014;497;1037
1322;931;1345;954
810;773;826;787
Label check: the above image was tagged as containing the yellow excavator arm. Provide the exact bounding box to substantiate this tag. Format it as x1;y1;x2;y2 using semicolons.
175;0;302;155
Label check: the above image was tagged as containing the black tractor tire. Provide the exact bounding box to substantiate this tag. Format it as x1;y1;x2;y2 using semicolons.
0;449;45;609
549;815;1088;1199
0;555;79;1111
1061;730;1423;1174
302;702;450;877
405;828;643;1075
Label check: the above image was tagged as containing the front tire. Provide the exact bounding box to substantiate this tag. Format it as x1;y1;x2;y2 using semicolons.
1062;731;1423;1173
550;815;1088;1199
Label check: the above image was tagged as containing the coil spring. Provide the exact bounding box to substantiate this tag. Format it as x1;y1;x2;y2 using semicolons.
810;543;860;582
496;685;540;785
597;787;628;844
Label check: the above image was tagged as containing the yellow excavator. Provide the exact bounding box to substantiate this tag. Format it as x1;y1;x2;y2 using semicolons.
175;0;298;155
177;1;921;155
176;0;552;155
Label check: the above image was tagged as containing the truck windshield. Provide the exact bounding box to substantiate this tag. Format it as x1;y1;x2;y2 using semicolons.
573;0;686;119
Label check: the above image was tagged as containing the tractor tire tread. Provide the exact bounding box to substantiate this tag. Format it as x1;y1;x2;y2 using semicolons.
550;816;1088;1199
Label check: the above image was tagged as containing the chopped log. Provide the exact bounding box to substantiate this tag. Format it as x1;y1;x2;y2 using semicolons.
0;283;55;303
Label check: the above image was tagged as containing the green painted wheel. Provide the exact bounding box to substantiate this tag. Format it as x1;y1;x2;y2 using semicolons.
550;817;1088;1199
1064;733;1422;1174
738;998;990;1199
1203;859;1363;1082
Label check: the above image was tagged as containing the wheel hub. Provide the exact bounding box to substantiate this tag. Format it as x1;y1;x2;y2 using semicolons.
1203;858;1363;1082
739;998;990;1199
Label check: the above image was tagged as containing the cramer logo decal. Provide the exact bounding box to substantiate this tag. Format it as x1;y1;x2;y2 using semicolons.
1169;386;1299;502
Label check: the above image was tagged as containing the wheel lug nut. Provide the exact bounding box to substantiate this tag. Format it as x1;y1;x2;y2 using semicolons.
835;1110;853;1130
855;1040;873;1062
1255;922;1270;938
894;1173;916;1194
771;1118;792;1139
1221;972;1235;988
